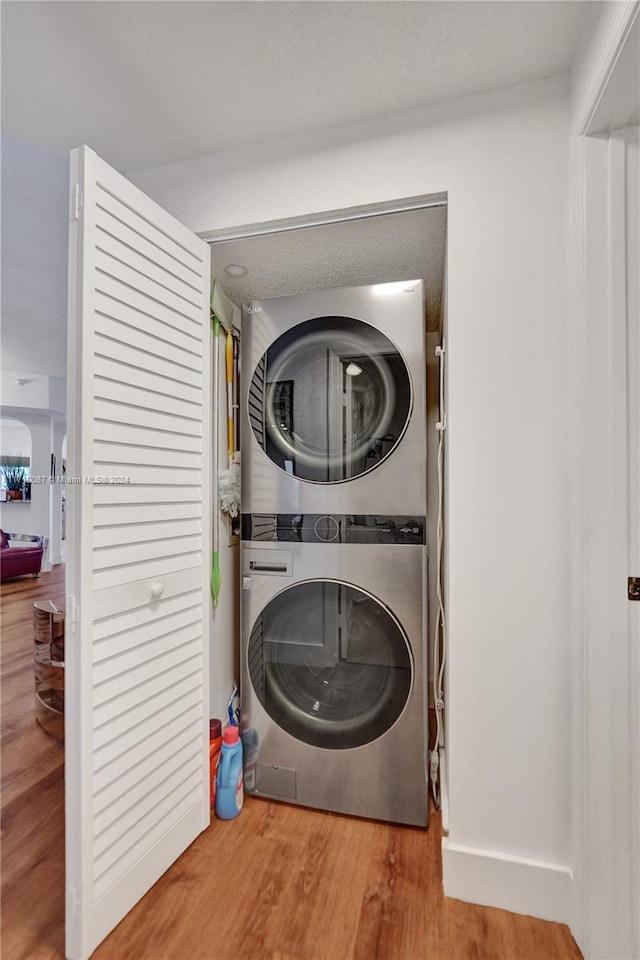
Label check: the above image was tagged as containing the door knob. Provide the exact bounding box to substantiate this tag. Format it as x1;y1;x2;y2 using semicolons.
149;582;165;600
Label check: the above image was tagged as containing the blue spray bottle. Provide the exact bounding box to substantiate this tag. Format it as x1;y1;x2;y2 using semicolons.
215;725;243;819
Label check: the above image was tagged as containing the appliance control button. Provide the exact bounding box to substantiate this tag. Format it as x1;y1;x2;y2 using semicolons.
313;516;340;542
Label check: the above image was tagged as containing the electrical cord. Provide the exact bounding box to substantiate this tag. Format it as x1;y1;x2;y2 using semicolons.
430;343;447;808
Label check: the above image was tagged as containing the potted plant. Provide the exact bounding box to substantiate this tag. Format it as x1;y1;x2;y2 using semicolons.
1;459;27;500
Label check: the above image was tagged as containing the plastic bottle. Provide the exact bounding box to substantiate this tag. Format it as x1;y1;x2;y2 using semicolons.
215;726;243;820
209;719;223;811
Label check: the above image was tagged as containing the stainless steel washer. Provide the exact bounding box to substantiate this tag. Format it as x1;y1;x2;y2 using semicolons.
240;515;429;827
242;280;426;515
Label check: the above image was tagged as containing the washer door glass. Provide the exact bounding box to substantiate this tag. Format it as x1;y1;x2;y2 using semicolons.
248;580;413;749
248;317;412;482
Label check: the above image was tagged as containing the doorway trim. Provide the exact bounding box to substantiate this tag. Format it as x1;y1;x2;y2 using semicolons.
201;192;446;244
569;2;639;955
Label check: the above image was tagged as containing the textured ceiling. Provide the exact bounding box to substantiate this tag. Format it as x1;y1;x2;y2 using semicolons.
210;205;447;332
1;1;593;172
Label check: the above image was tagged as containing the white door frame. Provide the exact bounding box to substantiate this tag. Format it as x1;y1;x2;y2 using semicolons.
569;3;639;956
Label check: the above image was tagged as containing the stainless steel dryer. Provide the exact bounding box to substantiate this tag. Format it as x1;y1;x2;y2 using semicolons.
240;514;429;827
242;280;426;515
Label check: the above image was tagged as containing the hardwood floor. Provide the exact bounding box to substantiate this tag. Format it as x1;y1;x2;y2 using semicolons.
1;566;66;960
1;566;582;960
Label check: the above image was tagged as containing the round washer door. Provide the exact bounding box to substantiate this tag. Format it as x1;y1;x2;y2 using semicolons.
247;580;413;749
248;316;412;483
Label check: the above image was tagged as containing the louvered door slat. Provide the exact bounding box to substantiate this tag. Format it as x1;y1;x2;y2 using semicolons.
94;331;202;388
94;397;202;437
94;441;201;469
93;517;202;549
93;501;202;526
93;533;202;570
93;589;202;643
94;375;200;421
92;483;203;506
95;184;202;275
93;770;202;899
94;420;202;453
93;639;202;711
93;547;203;592
92;659;202;736
93;744;203;853
95;288;202;354
94;354;202;403
95;309;203;371
94;718;203;818
93;705;202;790
95;202;203;289
96;275;202;343
66;146;210;960
96;249;202;324
93;688;202;771
94;607;203;668
95;227;203;306
90;465;201;488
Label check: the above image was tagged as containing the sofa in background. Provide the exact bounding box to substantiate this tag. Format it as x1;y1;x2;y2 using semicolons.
0;530;45;582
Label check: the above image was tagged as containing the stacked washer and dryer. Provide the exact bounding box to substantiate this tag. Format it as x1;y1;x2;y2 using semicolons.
240;280;429;827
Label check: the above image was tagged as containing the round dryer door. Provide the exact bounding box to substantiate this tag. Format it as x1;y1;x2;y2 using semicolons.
248;317;412;482
247;580;413;749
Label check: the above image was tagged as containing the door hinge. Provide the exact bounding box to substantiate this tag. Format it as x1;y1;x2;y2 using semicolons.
70;184;83;222
66;884;80;917
66;594;80;623
628;577;640;600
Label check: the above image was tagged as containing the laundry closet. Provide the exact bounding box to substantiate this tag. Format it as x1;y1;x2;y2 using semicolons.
63;146;446;959
209;210;447;829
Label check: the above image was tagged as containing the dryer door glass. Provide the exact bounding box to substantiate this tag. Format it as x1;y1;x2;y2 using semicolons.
248;317;412;482
248;580;413;749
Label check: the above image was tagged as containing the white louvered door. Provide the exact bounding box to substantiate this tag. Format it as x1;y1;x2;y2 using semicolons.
65;146;211;960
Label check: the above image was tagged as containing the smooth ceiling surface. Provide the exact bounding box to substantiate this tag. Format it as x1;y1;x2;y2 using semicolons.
2;1;593;172
210;206;447;332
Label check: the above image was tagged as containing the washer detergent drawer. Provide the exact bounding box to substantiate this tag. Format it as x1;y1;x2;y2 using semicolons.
243;548;293;577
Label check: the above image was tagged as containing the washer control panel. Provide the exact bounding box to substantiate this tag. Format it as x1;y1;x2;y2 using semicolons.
241;514;425;545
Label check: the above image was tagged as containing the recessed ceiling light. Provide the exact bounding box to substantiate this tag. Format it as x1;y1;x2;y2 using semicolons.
225;264;248;277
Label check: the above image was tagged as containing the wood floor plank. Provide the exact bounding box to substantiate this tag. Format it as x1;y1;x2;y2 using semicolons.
1;565;583;960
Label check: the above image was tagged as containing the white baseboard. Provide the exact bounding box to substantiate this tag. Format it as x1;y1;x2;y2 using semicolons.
442;838;573;925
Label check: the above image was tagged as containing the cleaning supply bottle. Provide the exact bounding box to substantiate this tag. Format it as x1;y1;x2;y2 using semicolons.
215;725;244;819
209;719;223;812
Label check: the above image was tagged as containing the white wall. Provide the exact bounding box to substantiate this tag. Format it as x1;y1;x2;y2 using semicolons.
0;413;55;567
1;136;69;559
133;76;573;921
1;373;66;413
1;418;32;459
1;134;69;379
